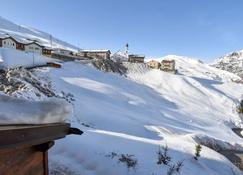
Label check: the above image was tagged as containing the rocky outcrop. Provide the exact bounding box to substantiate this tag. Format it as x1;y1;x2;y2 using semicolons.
92;58;127;75
0;67;55;97
212;50;243;79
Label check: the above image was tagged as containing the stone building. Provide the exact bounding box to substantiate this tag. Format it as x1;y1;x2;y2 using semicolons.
128;54;145;63
78;50;111;59
161;60;176;73
147;60;161;69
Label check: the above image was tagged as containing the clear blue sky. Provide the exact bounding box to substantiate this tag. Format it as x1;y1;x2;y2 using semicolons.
1;0;243;62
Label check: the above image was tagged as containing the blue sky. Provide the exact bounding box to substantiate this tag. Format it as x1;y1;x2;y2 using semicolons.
0;0;243;62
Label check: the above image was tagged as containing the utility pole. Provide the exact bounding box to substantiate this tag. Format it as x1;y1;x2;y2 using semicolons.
50;34;53;48
32;52;35;67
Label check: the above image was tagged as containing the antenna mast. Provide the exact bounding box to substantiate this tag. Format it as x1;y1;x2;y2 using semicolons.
125;43;129;57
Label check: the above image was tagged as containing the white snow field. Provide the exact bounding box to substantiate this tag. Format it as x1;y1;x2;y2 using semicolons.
0;94;72;124
28;57;243;175
0;47;53;68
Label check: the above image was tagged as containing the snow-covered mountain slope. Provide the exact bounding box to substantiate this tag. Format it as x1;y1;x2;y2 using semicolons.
21;56;243;175
147;55;240;81
0;16;78;52
211;50;243;78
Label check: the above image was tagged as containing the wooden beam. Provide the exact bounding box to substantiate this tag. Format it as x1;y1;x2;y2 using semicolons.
0;123;70;150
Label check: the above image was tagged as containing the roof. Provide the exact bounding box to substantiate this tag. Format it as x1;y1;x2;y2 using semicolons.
0;35;33;45
80;49;111;53
53;48;72;52
162;59;175;63
1;36;20;43
0;33;8;39
129;54;145;58
43;46;53;50
0;32;49;46
25;41;44;48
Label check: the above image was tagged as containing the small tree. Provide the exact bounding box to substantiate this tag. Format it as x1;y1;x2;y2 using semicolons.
157;145;171;165
194;144;202;160
237;99;243;113
175;160;184;173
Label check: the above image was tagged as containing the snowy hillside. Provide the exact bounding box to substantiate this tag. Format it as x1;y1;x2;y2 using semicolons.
7;55;241;175
0;16;78;52
212;50;243;78
146;55;241;81
0;22;242;173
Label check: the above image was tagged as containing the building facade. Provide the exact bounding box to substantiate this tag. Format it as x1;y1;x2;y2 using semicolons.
54;49;72;56
42;47;53;56
147;60;161;69
1;37;17;49
161;60;176;73
16;42;25;51
78;50;111;59
128;54;145;63
24;42;43;54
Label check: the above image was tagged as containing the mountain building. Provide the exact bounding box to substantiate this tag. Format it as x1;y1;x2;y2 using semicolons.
161;60;176;73
78;50;111;59
128;54;145;63
147;60;161;69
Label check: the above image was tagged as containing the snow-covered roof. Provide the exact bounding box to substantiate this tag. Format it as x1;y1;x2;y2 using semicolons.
0;34;34;45
43;46;53;50
80;49;111;53
129;54;145;58
25;41;44;48
0;33;8;39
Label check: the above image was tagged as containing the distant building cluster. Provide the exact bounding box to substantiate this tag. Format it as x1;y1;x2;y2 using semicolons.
77;50;111;60
0;35;176;73
0;36;52;56
147;59;176;73
0;34;112;61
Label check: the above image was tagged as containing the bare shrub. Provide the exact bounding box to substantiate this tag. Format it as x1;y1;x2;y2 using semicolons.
157;145;171;165
118;154;138;169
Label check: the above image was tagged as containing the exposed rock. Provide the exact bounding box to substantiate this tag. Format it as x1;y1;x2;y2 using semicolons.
212;50;243;79
92;58;127;75
0;67;55;97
